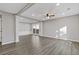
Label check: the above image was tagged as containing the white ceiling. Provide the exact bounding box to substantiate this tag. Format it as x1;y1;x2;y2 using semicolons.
20;3;79;21
16;16;37;23
0;3;79;22
0;3;27;14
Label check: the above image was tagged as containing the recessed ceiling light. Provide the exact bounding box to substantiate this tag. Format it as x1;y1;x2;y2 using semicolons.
56;3;60;6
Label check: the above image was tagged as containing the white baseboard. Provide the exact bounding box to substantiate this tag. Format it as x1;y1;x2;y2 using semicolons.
40;35;79;43
2;41;15;45
2;35;79;45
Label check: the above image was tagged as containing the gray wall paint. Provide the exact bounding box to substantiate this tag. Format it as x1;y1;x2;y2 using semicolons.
0;12;15;45
0;17;2;42
16;16;32;42
43;14;79;42
16;22;31;35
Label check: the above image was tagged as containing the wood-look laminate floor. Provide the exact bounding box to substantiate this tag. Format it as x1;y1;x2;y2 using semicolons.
0;35;79;55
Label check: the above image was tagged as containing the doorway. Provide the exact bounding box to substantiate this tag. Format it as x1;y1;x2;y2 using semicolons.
32;23;40;35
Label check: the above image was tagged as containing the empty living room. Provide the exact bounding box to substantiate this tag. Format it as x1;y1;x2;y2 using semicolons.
0;2;79;56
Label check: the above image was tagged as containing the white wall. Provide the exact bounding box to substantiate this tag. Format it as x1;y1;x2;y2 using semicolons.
16;22;31;36
16;16;33;42
17;23;31;35
39;22;43;36
0;12;15;45
43;14;79;42
0;16;2;42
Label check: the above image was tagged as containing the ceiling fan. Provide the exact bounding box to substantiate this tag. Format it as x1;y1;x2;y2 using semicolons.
42;12;56;19
32;10;56;20
46;13;55;17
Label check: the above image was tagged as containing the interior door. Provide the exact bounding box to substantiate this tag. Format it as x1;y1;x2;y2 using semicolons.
33;24;40;35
